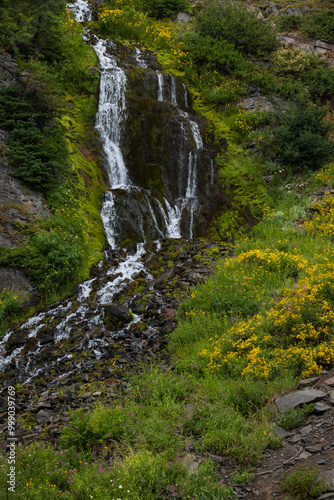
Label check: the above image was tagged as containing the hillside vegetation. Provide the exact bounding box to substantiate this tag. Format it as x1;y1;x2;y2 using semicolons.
1;0;334;499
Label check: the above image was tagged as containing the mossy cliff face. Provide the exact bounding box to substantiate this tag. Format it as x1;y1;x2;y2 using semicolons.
103;42;225;240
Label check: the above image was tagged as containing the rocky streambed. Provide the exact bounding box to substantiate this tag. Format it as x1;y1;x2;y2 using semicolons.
0;239;230;444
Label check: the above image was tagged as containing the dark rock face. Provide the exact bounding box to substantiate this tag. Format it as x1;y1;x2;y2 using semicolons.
101;41;224;241
0;268;32;293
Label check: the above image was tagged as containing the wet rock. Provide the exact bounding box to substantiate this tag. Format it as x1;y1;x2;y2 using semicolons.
276;389;326;411
40;335;54;345
6;332;26;348
102;303;133;327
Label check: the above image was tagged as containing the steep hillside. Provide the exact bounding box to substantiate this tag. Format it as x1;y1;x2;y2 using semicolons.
1;1;334;499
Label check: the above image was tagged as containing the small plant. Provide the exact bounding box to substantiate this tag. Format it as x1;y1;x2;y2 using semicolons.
277;404;314;431
231;469;255;484
281;465;327;499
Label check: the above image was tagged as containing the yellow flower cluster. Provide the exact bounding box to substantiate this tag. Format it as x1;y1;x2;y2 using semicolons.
315;164;334;186
201;246;334;379
305;193;334;239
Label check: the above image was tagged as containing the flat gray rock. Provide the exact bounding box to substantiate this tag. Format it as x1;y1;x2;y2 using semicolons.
330;391;334;404
325;377;334;387
313;402;331;414
276;389;326;410
274;427;293;438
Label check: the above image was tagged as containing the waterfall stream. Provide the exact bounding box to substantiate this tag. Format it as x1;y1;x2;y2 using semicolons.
0;0;216;383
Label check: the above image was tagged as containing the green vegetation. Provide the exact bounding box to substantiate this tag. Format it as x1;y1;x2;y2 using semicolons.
277;404;314;431
0;85;68;191
301;9;334;41
141;0;191;19
194;0;278;57
281;466;327;499
1;2;334;499
0;1;107;312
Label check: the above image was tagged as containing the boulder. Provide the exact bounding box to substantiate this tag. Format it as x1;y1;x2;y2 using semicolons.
102;303;133;327
266;2;279;15
176;12;192;24
276;389;326;411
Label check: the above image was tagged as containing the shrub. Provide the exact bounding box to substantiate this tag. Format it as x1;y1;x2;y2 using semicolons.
273;103;334;170
281;466;327;499
140;0;190;19
301;10;334;41
304;65;334;99
194;0;279;57
177;32;254;78
205;78;245;104
276;14;303;32
272;47;314;76
277;404;314;430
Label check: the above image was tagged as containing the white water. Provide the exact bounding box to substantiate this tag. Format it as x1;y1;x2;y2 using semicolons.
157;71;164;102
0;0;208;383
98;243;151;304
94;39;129;189
171;75;178;107
68;0;92;22
135;48;147;68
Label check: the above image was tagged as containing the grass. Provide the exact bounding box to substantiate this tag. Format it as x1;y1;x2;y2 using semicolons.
1;3;334;499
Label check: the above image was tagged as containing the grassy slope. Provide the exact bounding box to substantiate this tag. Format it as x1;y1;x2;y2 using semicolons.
1;1;334;499
0;21;107;327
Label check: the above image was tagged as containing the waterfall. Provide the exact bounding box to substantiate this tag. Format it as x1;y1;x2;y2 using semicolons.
157;71;164;102
68;0;92;22
182;82;189;108
134;48;147;68
170;74;178;107
0;0;214;386
94;39;129;188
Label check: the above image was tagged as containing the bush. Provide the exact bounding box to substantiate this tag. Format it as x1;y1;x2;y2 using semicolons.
273;103;334;170
194;0;279;57
304;65;334;100
141;0;190;19
272;47;314;76
301;10;334;41
276;14;303;32
281;466;327;499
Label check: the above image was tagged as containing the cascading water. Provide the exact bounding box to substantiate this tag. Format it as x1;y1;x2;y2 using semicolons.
0;0;216;386
68;0;92;22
